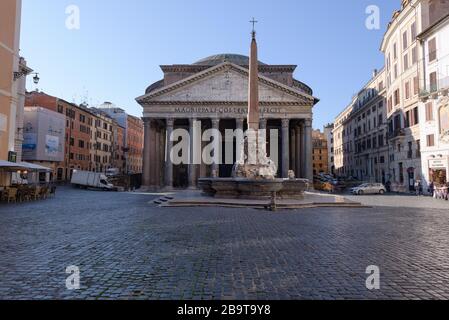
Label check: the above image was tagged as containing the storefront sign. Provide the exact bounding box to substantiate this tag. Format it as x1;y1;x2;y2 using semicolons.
429;158;448;169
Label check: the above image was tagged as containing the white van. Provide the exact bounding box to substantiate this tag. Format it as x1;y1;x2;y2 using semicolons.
71;170;114;190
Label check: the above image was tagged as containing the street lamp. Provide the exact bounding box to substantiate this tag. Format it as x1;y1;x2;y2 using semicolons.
32;73;40;84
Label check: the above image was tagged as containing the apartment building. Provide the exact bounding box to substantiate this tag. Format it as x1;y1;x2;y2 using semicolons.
417;13;449;188
324;123;334;175
89;108;114;174
333;0;449;191
26;91;94;180
312;129;329;175
333;70;388;183
98;102;144;174
0;0;33;166
126;115;143;174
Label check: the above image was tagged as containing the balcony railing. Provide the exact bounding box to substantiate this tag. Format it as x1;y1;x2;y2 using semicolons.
387;128;405;139
419;77;449;97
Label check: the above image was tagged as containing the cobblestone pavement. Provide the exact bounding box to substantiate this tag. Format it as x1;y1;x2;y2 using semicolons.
0;187;449;300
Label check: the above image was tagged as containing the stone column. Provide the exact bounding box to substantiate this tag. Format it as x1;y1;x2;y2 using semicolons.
300;121;306;178
164;118;174;189
211;118;220;178
295;125;301;178
281;119;290;178
236;118;244;162
304;119;313;182
290;126;296;175
188;118;197;189
149;121;158;186
142;118;152;188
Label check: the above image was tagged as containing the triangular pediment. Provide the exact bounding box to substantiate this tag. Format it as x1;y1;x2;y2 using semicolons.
136;63;316;106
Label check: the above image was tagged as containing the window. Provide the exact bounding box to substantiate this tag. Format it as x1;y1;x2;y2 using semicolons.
388;97;393;113
411;22;416;40
399;162;404;184
403;54;409;71
393;43;397;60
407;142;413;159
78;140;84;148
412;46;417;64
413;76;419;95
394;89;400;106
394;64;398;79
57;105;64;113
425;102;434;121
70;137;74;146
428;38;437;62
403;31;408;50
416;140;421;158
405;81;410;99
429;72;437;92
427;134;435;147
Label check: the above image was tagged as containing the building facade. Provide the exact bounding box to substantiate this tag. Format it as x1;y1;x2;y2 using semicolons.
97;102;144;174
26;91;94;180
333;0;449;191
417;13;449;188
25;91;138;181
137;53;318;190
323;123;334;174
312;129;329;175
0;0;32;166
126;115;143;174
334;69;388;183
89;109;114;174
22;107;65;179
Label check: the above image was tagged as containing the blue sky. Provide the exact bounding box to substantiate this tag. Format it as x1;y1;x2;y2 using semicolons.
21;0;400;129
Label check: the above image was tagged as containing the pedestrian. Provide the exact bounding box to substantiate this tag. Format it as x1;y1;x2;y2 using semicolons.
414;180;420;196
429;181;434;197
386;180;391;193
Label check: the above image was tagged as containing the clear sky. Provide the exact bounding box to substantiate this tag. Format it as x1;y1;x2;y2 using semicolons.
21;0;400;130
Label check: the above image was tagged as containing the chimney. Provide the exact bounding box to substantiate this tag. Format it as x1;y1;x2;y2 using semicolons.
373;69;378;77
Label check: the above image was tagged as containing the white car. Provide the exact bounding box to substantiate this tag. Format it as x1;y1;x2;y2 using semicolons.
351;183;386;195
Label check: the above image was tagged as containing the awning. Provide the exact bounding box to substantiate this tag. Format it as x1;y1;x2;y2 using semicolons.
0;160;27;171
17;162;52;172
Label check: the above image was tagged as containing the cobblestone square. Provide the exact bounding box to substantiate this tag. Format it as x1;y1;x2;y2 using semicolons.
0;187;448;300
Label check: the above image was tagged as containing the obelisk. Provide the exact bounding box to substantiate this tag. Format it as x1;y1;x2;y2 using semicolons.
247;29;259;131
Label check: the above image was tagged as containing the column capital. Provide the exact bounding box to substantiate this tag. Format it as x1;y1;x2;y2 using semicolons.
281;118;290;128
211;118;220;128
304;119;313;127
166;118;174;127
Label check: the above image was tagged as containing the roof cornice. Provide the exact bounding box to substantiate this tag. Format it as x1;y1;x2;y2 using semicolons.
137;62;318;105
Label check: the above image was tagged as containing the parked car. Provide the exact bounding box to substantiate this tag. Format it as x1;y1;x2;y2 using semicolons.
351;183;386;195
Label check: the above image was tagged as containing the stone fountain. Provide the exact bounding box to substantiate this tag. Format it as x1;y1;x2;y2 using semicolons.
198;29;309;200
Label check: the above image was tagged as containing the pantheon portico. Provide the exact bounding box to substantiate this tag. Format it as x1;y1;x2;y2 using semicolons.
136;54;319;190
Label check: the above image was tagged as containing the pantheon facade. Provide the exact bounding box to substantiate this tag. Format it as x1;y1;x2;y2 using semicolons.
137;54;319;189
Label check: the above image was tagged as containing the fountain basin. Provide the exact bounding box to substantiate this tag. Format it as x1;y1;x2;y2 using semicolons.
198;178;309;200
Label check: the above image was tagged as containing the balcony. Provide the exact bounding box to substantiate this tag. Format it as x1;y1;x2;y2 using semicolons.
387;128;405;140
419;77;449;100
